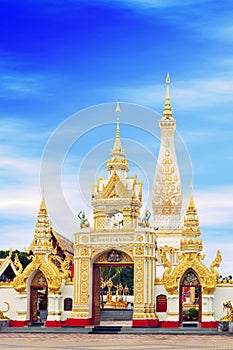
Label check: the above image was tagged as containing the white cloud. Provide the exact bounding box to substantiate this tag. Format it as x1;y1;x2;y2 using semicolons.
194;186;233;227
0;74;46;98
113;75;233;112
207;25;233;42
107;0;213;9
0;119;46;222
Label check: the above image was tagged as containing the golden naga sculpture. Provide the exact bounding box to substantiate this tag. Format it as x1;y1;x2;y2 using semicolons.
161;250;222;295
0;302;10;320
220;300;233;322
14;254;23;275
161;251;172;282
210;249;222;281
48;252;72;281
13;254;62;293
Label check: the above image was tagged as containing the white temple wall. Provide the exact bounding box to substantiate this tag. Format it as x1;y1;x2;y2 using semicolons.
166;295;179;321
60;283;74;321
0;286;18;320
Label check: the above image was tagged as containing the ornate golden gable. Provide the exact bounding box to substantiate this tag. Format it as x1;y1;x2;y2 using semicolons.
102;171;127;199
13;254;62;293
161;250;222;295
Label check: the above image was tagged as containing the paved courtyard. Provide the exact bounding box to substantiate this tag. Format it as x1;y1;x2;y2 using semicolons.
0;334;232;350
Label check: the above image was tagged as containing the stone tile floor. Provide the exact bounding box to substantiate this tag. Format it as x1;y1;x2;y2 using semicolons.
0;334;232;350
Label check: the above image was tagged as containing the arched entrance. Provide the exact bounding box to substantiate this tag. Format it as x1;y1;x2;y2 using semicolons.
92;249;134;325
30;270;48;324
179;269;202;326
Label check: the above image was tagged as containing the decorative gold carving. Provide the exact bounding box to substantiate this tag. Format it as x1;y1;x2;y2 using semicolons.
210;250;222;281
135;248;144;255
102;172;126;199
48;252;71;280
80;260;89;304
13;254;62;292
161;250;222;294
80;248;89;257
136;235;143;242
134;260;144;304
155;277;163;285
152;144;181;217
158;246;175;257
94;250;133;264
14;254;23;275
0;302;10;320
81;236;89;243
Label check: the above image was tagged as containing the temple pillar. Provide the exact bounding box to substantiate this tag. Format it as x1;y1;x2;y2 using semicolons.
201;294;215;327
10;292;28;327
132;230;158;327
66;254;92;326
45;292;62;327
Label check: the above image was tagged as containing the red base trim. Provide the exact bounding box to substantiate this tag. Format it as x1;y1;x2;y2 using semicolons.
161;321;179;328
132;319;159;327
65;318;92;327
201;321;218;328
45;320;62;328
9;320;28;327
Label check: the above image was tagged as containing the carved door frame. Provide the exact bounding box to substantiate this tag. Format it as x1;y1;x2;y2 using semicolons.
92;249;134;325
179;269;202;325
30;270;48;323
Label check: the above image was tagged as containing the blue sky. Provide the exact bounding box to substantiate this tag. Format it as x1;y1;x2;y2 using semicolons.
0;0;233;275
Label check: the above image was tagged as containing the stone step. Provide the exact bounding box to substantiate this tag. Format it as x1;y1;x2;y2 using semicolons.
91;326;122;334
100;309;133;321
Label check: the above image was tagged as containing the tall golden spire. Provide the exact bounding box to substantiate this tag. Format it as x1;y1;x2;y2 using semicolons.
106;102;129;174
115;102;121;143
38;185;47;215
163;73;174;120
111;102;124;155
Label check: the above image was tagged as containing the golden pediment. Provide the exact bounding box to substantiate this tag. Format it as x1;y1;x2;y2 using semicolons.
102;172;127;199
13;254;63;293
162;250;221;295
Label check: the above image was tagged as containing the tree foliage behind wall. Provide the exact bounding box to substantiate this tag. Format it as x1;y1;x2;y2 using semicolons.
0;250;30;270
101;266;134;294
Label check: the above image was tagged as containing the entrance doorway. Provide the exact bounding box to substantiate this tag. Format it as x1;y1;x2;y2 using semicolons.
180;270;201;326
30;270;48;323
92;250;134;325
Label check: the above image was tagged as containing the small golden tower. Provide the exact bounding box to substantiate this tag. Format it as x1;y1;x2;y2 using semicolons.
32;194;52;254
180;190;203;251
91;103;142;231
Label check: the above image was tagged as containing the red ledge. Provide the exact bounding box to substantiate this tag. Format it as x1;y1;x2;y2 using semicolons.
45;320;62;328
132;319;159;327
9;320;28;327
201;321;218;328
161;321;179;328
64;318;92;327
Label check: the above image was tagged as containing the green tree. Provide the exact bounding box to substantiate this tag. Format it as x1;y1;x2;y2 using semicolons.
0;250;30;269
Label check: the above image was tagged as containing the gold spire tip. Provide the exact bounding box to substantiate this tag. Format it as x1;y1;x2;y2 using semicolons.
115;102;121;113
166;72;170;84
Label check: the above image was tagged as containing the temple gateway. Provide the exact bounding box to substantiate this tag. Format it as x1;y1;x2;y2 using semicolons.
0;76;232;328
